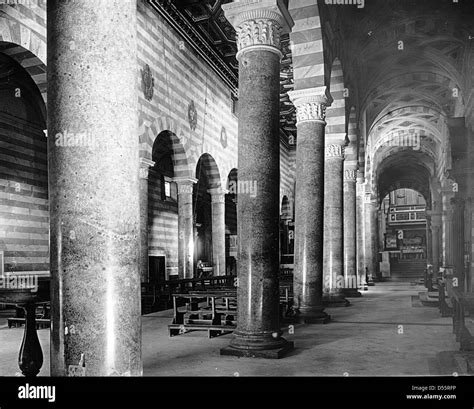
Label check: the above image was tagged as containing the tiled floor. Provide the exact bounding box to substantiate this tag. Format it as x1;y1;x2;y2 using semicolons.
0;281;470;377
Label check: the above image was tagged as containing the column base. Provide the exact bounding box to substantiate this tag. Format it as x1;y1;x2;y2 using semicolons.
342;288;362;298
290;308;331;324
220;341;294;359
323;294;350;307
220;331;294;359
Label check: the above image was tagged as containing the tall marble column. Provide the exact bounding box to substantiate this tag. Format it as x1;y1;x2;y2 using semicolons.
343;166;361;297
364;193;378;284
175;177;197;279
221;0;294;358
425;215;433;267
209;188;226;276
452;198;466;291
442;195;455;268
323;144;350;306
287;88;331;324
139;158;155;283
431;217;441;274
356;174;368;290
48;0;142;376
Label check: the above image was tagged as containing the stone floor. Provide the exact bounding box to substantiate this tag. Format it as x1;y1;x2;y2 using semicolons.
0;281;471;377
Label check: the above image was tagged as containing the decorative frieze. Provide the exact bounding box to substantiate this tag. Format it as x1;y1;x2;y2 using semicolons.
325;144;345;159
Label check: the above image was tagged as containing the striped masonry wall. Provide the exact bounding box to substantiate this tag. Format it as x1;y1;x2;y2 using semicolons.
325;58;346;142
289;0;326;92
0;1;47;104
280;140;296;206
0;1;48;278
0;111;48;277
137;1;238;277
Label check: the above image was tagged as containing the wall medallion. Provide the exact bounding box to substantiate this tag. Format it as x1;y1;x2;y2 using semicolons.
188;100;198;131
141;64;154;101
220;126;228;149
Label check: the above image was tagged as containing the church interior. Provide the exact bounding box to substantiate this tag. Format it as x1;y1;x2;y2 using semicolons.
0;0;473;381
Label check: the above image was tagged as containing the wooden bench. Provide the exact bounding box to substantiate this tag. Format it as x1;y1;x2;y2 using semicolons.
169;291;237;338
451;289;474;351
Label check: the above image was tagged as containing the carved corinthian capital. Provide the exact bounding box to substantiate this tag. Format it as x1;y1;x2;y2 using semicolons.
222;0;294;59
325;144;345;159
344;169;357;182
288;87;331;124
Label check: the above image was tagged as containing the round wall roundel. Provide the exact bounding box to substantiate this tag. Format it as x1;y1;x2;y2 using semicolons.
188;100;198;131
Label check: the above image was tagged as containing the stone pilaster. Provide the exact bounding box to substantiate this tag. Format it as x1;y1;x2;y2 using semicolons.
323;144;350;306
342;166;361;298
175;177;198;279
425;215;433;268
221;0;294;358
139;158;155;283
208;188;227;276
287;87;331;324
48;0;142;376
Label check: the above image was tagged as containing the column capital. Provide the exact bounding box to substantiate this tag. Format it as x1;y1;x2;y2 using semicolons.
174;177;198;195
222;0;294;60
288;87;332;125
208;187;227;203
325;144;345;159
344;169;357;182
139;158;155;180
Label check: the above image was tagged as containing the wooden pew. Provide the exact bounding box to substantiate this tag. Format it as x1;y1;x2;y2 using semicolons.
168;291;237;338
451;288;474;351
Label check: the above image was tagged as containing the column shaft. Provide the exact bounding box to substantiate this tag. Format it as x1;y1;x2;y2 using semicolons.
221;1;293;358
210;190;226;276
139;159;154;283
323;145;349;306
48;0;141;376
176;180;196;279
343;169;361;297
288;89;330;323
364;195;378;284
356;177;367;290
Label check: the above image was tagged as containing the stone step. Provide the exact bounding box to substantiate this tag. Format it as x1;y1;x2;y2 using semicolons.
435;351;465;375
418;291;439;307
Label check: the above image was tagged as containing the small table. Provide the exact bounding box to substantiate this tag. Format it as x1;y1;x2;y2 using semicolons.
0;279;49;377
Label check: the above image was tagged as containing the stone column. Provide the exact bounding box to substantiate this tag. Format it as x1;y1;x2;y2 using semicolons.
323;144;350;307
221;0;294;358
364;193;378;285
356;173;368;290
442;195;455;268
287;88;331;324
209;188;227;276
343;166;361;297
48;0;142;376
175;177;198;279
431;217;441;274
139;158;155;283
452;198;466;291
425;215;433;267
